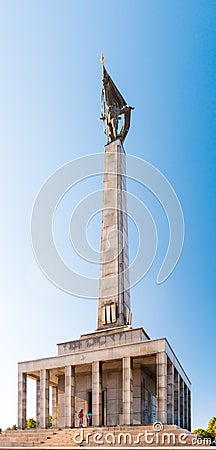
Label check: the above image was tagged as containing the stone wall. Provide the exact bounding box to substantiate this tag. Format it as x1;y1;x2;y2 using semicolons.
58;327;149;356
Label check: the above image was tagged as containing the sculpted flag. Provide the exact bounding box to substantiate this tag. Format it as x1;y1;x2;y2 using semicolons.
100;60;134;143
102;64;127;109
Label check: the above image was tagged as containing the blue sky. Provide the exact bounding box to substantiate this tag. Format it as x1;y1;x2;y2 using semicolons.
0;0;215;430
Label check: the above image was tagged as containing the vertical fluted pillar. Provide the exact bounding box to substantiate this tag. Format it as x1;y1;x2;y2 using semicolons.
18;371;27;429
52;386;58;428
36;379;40;428
167;360;174;424
157;352;167;424
174;370;180;426
40;369;50;428
188;389;191;431
92;361;102;426
184;384;189;430
180;377;185;428
122;356;133;425
65;366;75;428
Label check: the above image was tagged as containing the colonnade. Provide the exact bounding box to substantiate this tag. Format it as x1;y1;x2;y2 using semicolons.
157;352;191;430
18;353;191;430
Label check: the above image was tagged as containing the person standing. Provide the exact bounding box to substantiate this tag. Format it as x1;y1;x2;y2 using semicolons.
78;409;84;427
86;413;92;427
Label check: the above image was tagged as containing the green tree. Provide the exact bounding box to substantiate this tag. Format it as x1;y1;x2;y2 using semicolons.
26;418;36;429
25;416;52;429
192;428;210;439
6;425;17;431
206;417;216;439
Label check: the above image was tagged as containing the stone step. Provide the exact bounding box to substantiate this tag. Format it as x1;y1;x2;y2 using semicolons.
0;426;211;448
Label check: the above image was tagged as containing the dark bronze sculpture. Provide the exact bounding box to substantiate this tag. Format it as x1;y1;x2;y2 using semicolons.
100;55;134;144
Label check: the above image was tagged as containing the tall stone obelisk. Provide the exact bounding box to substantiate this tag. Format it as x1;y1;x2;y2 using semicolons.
97;58;134;330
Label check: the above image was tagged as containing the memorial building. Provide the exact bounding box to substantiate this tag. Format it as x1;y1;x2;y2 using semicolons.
17;59;191;432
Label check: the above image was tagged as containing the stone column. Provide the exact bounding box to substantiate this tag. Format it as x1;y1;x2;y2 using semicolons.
184;384;189;430
36;379;40;428
18;371;27;429
58;375;65;428
180;377;185;428
52;386;58;428
157;352;167;424
188;389;191;431
40;369;50;428
174;370;180;426
133;366;142;425
122;356;133;425
92;361;102;426
65;366;75;428
97;140;131;330
167;360;174;424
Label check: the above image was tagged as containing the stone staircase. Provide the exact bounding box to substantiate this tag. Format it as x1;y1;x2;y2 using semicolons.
0;425;211;447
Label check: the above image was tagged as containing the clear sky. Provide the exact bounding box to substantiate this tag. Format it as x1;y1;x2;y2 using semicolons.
0;0;215;431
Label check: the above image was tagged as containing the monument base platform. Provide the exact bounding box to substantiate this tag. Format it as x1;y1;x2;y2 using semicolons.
0;425;209;447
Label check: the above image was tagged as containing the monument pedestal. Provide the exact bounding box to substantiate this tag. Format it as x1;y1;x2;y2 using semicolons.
17;326;191;430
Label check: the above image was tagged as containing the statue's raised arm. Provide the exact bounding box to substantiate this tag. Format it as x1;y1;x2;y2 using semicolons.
100;56;134;144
